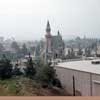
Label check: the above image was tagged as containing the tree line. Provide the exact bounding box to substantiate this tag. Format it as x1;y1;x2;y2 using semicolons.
0;54;62;88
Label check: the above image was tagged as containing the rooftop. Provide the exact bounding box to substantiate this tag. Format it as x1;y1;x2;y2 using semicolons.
56;59;100;75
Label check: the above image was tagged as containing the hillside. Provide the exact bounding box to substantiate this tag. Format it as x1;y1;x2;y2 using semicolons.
0;76;70;96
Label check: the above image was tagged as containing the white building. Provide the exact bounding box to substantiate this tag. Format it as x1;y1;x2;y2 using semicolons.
55;60;100;96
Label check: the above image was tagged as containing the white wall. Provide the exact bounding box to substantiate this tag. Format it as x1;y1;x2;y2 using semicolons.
55;67;91;96
92;74;100;96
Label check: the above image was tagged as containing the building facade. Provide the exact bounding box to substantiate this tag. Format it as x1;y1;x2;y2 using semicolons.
34;21;65;61
55;60;100;96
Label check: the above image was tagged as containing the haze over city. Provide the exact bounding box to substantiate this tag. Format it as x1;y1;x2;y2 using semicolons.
0;0;100;40
1;0;100;97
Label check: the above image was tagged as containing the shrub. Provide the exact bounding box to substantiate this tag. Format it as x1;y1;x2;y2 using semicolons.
52;78;62;88
24;56;36;79
35;63;56;87
0;58;13;79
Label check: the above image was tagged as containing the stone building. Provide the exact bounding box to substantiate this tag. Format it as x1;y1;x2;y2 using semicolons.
34;21;65;62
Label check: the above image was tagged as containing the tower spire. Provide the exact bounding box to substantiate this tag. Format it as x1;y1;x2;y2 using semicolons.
58;30;60;36
46;20;51;34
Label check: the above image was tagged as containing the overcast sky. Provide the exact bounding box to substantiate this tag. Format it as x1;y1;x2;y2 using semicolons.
0;0;100;40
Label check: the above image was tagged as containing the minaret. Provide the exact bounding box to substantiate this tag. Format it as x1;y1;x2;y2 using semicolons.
45;20;52;62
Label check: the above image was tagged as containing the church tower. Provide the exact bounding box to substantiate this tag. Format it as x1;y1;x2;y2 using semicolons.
45;20;52;61
45;21;52;53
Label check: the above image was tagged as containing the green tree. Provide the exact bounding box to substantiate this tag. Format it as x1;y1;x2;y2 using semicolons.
0;43;4;52
70;48;75;58
85;48;91;57
77;43;83;56
11;41;20;53
78;48;83;56
24;54;36;79
0;54;13;79
35;62;56;87
11;41;22;59
67;49;71;58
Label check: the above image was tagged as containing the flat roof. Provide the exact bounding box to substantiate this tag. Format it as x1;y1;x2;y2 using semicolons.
56;60;100;75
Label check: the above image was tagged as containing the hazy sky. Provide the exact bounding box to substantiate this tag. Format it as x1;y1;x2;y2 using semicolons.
0;0;100;40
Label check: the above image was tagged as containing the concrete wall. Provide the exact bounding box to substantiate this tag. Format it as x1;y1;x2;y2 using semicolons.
55;67;91;96
92;74;100;96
